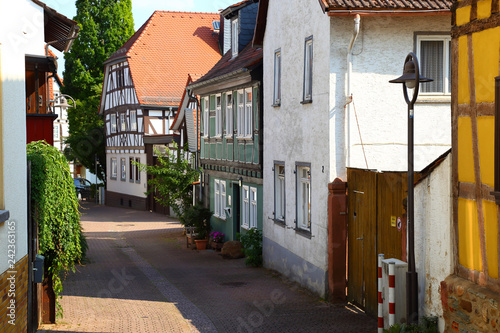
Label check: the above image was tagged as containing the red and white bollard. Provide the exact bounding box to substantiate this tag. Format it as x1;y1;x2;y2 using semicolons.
378;254;384;333
388;261;396;326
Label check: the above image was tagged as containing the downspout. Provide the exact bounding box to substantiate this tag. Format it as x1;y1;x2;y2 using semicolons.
344;14;360;170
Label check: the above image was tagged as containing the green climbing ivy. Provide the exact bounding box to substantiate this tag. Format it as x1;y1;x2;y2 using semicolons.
27;141;86;318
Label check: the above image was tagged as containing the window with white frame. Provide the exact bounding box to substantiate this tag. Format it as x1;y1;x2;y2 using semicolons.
110;158;117;179
296;164;311;231
130;110;137;131
250;187;257;228
417;35;451;95
54;124;60;140
231;18;239;58
214;179;226;219
274;49;281;105
111;114;117;133
274;163;285;221
225;93;233;137
135;157;140;182
244;89;252;137
215;94;222;137
120;158;126;181
203;97;209;137
303;36;313;102
242;185;249;228
120;113;126;131
129;157;134;182
237;90;244;137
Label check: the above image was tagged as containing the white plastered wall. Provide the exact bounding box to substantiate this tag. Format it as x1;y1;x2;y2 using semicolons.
262;0;331;293
0;0;46;273
329;15;451;176
106;152;147;198
414;153;453;332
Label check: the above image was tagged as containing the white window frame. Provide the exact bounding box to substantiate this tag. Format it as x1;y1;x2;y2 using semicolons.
274;163;285;222
135;157;140;182
120;158;126;181
416;35;451;96
231;18;239;58
250;187;257;229
296;164;311;232
53;124;60;140
242;185;249;228
129;157;134;182
225;92;233;137
120;113;126;131
237;90;244;137
303;36;313;102
244;88;252;138
203;97;209;137
130;110;137;131
215;94;222;137
110;158;117;179
274;49;281;106
214;179;226;220
111;114;117;134
214;179;220;217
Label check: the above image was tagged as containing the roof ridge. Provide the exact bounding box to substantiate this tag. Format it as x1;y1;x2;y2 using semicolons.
152;10;219;15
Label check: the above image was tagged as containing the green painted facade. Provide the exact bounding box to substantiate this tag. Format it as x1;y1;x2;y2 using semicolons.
200;84;263;241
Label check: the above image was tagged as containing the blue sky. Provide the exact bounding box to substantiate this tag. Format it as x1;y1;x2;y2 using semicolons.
43;0;237;77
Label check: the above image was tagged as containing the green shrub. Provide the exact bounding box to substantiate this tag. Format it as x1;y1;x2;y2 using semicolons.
384;317;438;333
27;141;86;317
183;203;213;240
239;228;263;267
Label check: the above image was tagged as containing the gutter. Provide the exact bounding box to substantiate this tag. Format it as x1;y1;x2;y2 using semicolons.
327;9;450;17
344;14;360;169
187;68;248;91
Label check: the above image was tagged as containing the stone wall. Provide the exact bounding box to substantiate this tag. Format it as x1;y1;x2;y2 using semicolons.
442;275;499;332
0;255;28;332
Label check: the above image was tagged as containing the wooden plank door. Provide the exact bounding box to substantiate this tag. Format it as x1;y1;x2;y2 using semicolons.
347;169;377;315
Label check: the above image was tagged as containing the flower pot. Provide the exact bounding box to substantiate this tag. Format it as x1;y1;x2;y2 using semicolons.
195;239;208;250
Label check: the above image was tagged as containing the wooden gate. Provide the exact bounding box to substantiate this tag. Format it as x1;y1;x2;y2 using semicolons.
347;168;408;316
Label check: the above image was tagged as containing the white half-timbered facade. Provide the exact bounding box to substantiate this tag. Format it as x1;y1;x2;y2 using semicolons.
99;10;221;212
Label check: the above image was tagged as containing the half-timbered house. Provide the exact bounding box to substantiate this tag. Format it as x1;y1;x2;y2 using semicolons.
99;11;221;212
188;0;262;241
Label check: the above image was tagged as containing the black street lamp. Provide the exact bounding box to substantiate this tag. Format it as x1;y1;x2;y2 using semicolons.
389;52;432;325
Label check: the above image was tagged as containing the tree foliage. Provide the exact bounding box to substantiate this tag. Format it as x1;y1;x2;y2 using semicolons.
27;141;87;317
136;145;199;222
62;0;134;181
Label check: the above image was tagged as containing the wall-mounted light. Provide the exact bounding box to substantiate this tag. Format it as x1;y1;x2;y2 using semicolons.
238;177;243;187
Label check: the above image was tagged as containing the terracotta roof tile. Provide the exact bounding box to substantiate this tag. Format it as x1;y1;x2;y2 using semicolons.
190;45;262;87
323;0;451;11
107;11;221;107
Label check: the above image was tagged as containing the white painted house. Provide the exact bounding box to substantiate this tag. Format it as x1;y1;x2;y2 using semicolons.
256;0;452;301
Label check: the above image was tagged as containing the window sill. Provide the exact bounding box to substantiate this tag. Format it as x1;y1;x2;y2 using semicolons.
0;210;10;224
273;219;286;227
300;99;312;105
272;103;281;108
294;227;312;239
110;177;117;180
416;95;451;104
135;180;141;184
213;214;226;221
236;136;253;141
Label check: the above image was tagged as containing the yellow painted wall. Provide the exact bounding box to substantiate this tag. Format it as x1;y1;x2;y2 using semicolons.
477;116;495;187
483;200;498;278
458;117;475;183
456;6;471;26
458;36;470;105
458;198;482;272
477;0;492;20
473;27;500;103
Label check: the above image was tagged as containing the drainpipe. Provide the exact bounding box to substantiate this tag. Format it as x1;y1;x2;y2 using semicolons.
344;14;360;170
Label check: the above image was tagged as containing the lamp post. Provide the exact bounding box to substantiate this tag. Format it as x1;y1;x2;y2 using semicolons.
389;52;432;325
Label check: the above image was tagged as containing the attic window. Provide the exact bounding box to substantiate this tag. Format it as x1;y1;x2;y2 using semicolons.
231;18;239;58
212;21;220;31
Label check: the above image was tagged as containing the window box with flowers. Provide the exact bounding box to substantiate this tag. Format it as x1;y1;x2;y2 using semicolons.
209;231;225;251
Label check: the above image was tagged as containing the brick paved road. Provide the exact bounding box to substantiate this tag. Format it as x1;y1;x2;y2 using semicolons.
39;203;377;333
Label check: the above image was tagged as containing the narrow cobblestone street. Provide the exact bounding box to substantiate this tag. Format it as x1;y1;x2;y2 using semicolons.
39;203;377;333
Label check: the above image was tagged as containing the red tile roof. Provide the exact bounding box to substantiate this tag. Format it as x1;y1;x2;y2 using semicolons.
190;45;262;88
322;0;451;11
107;11;222;107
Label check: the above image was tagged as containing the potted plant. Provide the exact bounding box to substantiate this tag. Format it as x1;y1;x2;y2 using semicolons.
209;231;225;251
183;203;212;250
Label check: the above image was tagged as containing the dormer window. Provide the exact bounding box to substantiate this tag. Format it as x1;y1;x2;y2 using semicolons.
231;18;239;58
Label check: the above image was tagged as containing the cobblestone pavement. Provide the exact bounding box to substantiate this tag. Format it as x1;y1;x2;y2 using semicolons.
39;203;377;333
